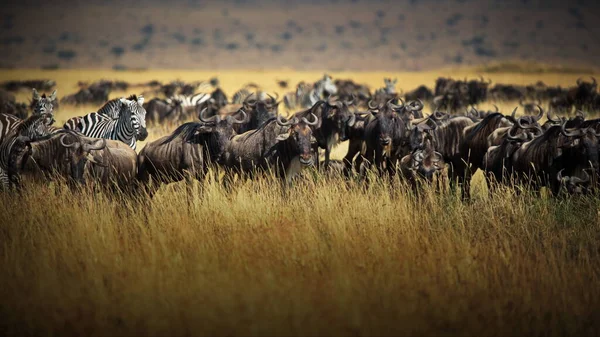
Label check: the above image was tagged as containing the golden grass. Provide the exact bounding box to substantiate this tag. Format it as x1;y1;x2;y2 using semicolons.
1;69;600;336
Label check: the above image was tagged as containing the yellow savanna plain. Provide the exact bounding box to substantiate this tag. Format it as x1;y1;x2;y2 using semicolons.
0;68;599;336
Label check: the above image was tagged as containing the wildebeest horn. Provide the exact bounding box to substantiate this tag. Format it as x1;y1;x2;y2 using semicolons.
344;93;355;106
267;93;279;105
533;105;544;121
432;151;443;163
407;99;424;111
557;169;566;182
575;110;586;119
83;138;106;152
571;170;590;184
493;104;499;113
433;110;448;120
199;108;217;123
276;114;295;126
60;134;78;148
387;97;405;110
510;107;518;119
547;110;562;123
233;109;247;124
507;126;527;141
561;119;586;137
243;93;256;107
302;112;319;126
367;100;379;110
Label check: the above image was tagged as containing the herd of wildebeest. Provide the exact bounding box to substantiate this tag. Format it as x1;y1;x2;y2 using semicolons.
0;74;599;201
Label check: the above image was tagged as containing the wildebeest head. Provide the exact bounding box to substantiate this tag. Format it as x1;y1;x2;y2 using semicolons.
367;98;410;148
121;95;148;141
243;93;280;121
275;113;319;165
59;133;107;184
210;87;228;108
557;169;592;195
558;121;600;171
31;89;57;117
408;117;437;152
320;95;357;141
576;77;597;98
198;108;247;163
409;139;444;182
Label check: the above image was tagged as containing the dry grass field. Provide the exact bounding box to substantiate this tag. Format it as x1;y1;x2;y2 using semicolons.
1;68;600;336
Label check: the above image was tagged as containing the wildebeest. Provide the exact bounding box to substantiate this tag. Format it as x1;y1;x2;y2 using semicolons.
231;93;280;134
1;79;56;92
556;169;592;195
144;97;184;124
399;138;445;194
8;131;106;188
137;109;247;197
511;121;599;195
292;96;356;169
405;85;433;104
568;77;597;111
372;78;398;105
80;137;138;194
224;113;318;184
0;102;28;119
360;99;413;178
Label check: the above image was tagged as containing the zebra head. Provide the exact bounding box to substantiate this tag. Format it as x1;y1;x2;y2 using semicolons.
121;95;148;141
383;78;398;95
31;89;57;116
320;74;338;97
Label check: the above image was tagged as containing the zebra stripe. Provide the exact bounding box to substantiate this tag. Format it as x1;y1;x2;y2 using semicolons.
0;113;57;189
64;96;147;150
169;93;211;107
0;113;23;145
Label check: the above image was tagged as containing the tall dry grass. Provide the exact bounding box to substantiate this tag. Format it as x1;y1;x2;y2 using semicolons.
1;69;600;336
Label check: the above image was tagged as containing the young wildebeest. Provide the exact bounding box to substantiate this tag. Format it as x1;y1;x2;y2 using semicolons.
400;139;445;195
137;109;246;198
224;113;318;185
292;96;356;170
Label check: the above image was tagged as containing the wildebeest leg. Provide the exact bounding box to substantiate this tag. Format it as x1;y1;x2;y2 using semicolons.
343;139;361;178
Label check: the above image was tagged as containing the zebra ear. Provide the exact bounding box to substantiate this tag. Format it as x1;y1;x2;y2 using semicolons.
137;95;144;106
32;88;40;101
119;97;128;105
50;90;57;101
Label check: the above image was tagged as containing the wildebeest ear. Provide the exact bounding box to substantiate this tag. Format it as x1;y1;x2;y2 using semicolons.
194;126;215;135
310;136;317;144
276;133;290;142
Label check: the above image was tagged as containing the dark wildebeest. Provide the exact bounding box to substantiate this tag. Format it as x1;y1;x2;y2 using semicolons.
292;96;356;169
404;85;433;104
519;97;542;115
489;84;525;101
231;93;280;134
137;109;247;198
360;99;413;179
467;76;491;106
8;131;106;189
1;102;28;119
399;138;445;195
482;121;542;192
144;97;184;124
224;113;318;184
1;79;56;92
568;77;597;111
407;115;476;199
334;79;372;107
556;169;592;195
511;121;599;195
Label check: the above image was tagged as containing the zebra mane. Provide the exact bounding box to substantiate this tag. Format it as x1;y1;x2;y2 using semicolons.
127;94;139;102
97;97;124;119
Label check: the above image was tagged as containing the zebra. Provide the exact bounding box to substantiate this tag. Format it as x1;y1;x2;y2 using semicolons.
0;113;22;145
0;113;56;189
372;78;398;104
64;95;148;150
168;92;211;108
30;89;58;116
283;82;312;111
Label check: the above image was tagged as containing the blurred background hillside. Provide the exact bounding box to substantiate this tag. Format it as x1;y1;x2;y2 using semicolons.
1;0;599;70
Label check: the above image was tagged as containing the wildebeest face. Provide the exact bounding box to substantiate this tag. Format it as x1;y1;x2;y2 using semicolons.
325;102;355;141
277;123;315;166
59;135;106;185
